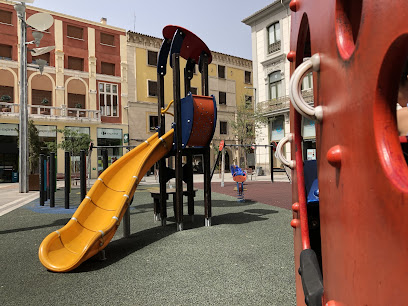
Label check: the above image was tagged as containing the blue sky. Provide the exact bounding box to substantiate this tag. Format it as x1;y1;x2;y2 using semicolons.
28;0;273;60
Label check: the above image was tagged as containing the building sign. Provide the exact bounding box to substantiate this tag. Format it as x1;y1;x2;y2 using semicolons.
97;128;122;139
123;133;129;144
307;149;316;160
67;126;90;135
0;123;18;136
36;125;57;138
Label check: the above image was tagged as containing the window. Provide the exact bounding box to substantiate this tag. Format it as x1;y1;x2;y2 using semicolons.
149;115;158;131
302;72;313;90
268;71;282;100
99;82;119;117
245;95;253;107
0;10;12;24
31;89;52;115
67;56;84;71
100;32;115;46
0;44;12;60
147;50;158;66
271;115;285;141
190;87;198;95
218;65;225;79
148;80;157;97
268;22;281;53
101;62;115;76
220;121;228;135
67;93;86;117
219;91;226;105
245;71;251;84
67;25;84;39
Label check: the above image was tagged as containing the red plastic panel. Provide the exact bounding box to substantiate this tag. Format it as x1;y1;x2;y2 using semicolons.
289;0;408;305
187;95;215;147
163;25;212;64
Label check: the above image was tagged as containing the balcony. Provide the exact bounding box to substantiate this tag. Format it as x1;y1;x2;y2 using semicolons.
260;89;315;114
268;41;281;54
0;102;100;122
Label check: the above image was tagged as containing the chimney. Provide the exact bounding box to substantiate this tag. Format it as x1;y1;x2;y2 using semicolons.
100;17;107;25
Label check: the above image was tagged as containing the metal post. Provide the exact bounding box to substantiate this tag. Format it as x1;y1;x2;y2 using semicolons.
17;3;28;193
201;54;209;96
64;152;70;209
80;150;86;201
173;53;183;231
221;148;225;187
46;156;50;200
39;154;45;206
187;153;194;219
50;152;55;207
271;146;274;183
102;149;108;171
204;146;212;226
158;73;167;226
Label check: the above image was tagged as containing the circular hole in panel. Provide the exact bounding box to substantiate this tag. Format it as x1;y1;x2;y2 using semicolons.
374;35;408;191
335;0;363;60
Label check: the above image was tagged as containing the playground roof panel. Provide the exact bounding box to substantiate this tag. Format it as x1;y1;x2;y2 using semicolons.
163;25;212;64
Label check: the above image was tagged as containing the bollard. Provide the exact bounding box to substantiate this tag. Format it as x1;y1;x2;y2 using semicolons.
46;156;50;201
50;152;55;207
39;154;45;206
80;150;86;202
65;152;70;209
102;149;108;171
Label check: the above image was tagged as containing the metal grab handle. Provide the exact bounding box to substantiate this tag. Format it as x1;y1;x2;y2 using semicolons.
275;133;295;169
289;53;323;121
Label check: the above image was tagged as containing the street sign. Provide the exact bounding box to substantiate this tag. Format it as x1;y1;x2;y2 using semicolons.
219;140;224;151
124;133;129;143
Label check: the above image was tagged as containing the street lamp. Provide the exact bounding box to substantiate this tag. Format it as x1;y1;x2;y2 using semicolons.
14;0;54;193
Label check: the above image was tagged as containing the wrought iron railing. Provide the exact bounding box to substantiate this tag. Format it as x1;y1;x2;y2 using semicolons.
268;41;281;54
259;89;315;112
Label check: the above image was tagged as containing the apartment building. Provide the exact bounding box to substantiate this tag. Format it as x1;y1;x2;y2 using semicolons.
243;0;316;173
126;31;253;172
0;1;128;182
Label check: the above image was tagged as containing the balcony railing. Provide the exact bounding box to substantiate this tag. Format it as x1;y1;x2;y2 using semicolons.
260;89;315;113
0;102;100;121
268;41;281;54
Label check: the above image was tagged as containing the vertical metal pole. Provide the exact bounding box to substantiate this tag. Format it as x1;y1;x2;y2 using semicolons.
221;148;225;187
173;53;183;231
64;151;70;209
80;150;86;201
50;152;55;207
271;146;274;183
46;156;50;200
201;54;211;226
158;73;167;226
17;4;28;193
102;149;108;171
187;153;194;219
39;154;45;206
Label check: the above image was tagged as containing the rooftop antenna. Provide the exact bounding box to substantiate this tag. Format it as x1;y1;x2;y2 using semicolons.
133;11;136;32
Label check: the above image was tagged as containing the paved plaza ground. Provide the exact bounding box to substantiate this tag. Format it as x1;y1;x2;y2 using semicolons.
0;175;295;306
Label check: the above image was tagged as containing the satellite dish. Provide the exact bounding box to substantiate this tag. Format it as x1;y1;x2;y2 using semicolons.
27;13;54;32
31;46;55;56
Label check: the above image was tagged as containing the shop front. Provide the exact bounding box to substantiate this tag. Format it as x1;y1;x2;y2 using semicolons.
302;117;316;160
0;123;18;183
97;128;123;174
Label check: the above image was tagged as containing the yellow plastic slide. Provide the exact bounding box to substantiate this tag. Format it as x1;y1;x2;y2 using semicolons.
39;129;174;272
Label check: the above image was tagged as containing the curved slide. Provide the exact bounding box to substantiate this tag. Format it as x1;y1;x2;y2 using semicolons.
39;129;174;272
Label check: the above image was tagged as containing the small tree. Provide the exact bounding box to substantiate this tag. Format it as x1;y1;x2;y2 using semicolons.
16;120;42;173
229;97;268;168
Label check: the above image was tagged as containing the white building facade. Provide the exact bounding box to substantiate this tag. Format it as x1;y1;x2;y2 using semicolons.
243;0;316;174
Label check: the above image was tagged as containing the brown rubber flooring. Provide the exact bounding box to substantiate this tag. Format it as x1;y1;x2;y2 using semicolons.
195;181;292;210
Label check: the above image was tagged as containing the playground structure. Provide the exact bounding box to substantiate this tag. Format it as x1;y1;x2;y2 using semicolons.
38;25;216;272
274;0;408;305
230;165;247;202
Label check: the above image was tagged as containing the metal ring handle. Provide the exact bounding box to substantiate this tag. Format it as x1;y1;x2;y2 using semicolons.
275;133;295;169
289;53;323;121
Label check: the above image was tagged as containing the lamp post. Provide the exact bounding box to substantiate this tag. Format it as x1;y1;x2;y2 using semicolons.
14;1;54;193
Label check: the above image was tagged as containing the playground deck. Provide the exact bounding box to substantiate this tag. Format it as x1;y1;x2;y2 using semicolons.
0;183;294;306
